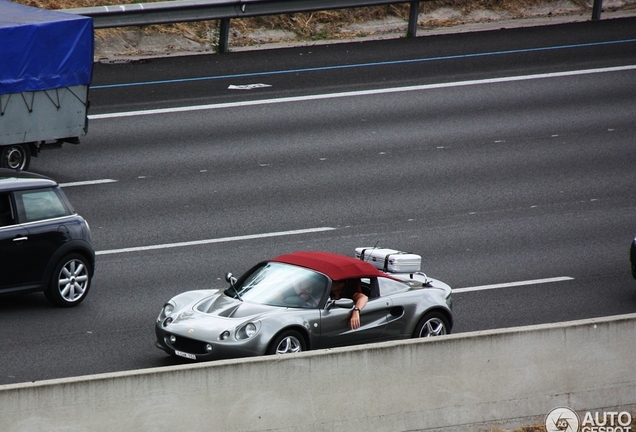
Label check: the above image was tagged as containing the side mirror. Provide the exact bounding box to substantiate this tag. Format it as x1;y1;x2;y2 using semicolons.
333;298;354;309
225;272;237;284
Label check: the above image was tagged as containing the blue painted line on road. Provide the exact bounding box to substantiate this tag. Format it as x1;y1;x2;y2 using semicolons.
91;38;636;90
88;65;636;120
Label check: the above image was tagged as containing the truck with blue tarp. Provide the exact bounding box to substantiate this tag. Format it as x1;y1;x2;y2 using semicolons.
0;0;93;170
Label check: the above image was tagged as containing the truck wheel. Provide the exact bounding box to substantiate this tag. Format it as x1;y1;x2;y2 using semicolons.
1;144;31;171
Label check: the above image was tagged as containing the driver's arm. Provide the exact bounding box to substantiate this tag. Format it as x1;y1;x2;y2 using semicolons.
349;292;368;330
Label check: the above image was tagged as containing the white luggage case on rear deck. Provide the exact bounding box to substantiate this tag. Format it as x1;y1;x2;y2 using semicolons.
354;247;421;273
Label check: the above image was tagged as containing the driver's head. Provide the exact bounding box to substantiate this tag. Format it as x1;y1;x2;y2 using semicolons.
330;280;345;299
293;279;311;295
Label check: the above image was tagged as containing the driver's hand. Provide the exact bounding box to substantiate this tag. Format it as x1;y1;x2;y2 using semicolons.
350;310;361;330
299;292;315;306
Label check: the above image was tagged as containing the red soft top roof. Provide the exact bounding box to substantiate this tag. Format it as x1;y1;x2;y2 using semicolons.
271;251;388;281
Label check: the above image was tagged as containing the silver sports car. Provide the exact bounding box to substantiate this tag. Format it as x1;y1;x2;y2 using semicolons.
155;250;453;361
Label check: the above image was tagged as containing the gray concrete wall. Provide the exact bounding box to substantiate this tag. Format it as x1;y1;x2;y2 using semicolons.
2;313;636;432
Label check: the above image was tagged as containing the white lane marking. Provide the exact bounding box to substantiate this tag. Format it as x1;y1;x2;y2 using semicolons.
89;65;636;120
453;276;574;293
59;179;118;187
96;226;336;255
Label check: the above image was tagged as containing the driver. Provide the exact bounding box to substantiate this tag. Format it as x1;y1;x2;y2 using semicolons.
290;276;324;307
330;279;368;330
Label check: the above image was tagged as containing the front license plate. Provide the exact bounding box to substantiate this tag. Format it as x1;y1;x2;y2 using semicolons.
175;350;197;360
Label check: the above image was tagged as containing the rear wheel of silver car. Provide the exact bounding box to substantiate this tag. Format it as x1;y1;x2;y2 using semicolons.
0;144;31;171
45;253;92;307
412;312;450;338
267;330;306;355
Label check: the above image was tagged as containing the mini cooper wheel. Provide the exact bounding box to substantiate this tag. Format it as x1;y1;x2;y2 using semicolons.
412;312;450;338
267;330;306;355
45;253;92;307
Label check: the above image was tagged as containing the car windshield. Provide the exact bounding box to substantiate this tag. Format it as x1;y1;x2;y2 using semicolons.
226;262;328;309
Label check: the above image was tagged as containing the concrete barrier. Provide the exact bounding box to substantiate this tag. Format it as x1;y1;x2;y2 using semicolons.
2;313;636;432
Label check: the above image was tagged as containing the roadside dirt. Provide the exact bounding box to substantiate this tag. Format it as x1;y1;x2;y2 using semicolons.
13;0;636;61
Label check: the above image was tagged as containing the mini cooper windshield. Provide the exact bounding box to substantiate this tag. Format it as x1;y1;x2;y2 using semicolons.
224;262;328;309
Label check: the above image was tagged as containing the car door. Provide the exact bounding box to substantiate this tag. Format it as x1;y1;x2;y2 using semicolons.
318;292;394;349
21;219;70;283
0;192;36;290
6;188;72;289
0;225;34;290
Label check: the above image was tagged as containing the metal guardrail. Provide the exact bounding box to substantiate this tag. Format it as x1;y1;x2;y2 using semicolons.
65;0;421;52
64;0;604;53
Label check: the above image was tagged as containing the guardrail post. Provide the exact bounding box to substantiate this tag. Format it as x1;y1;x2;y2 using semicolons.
407;1;419;37
591;0;603;20
219;17;230;53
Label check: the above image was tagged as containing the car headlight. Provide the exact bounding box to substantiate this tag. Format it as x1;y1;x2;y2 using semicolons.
157;302;175;322
236;322;260;340
245;323;257;338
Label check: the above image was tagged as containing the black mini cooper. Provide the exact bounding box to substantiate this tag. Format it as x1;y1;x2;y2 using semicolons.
0;169;95;307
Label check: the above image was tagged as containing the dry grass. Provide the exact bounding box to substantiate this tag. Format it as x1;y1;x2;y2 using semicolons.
14;0;593;47
17;0;590;13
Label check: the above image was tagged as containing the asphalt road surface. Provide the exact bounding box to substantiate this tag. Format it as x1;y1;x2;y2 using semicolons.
1;17;635;385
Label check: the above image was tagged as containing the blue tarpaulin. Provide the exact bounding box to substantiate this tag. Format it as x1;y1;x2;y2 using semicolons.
0;0;93;94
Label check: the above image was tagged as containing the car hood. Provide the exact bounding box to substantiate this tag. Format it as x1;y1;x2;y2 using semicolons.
164;290;287;338
169;290;281;323
195;292;280;319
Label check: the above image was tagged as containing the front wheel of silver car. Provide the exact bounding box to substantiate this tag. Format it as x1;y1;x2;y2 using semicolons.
45;253;92;307
267;330;306;355
412;312;450;338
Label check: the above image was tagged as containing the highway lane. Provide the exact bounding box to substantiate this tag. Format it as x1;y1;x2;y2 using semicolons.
1;18;635;385
88;17;636;113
